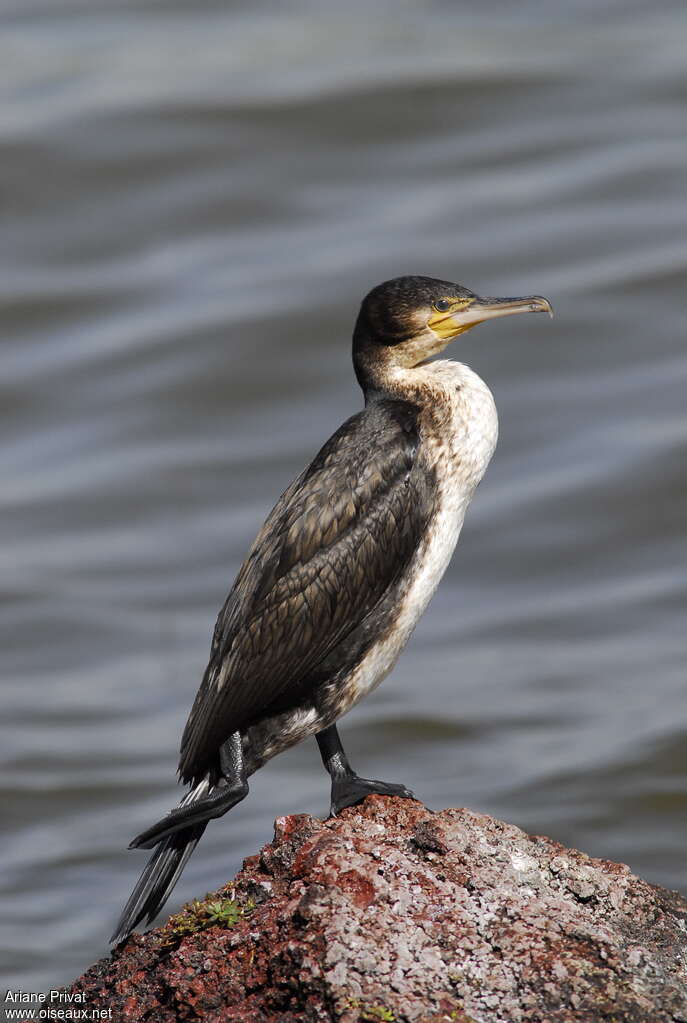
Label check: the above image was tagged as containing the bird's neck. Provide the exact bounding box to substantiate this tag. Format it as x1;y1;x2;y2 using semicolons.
361;358;487;409
363;359;499;491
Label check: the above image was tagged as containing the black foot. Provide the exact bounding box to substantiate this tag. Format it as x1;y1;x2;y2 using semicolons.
130;779;248;849
330;775;416;816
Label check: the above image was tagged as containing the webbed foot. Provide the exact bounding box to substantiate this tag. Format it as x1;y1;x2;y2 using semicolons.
330;775;416;816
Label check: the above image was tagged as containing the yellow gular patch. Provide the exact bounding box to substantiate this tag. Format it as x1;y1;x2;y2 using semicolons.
427;298;474;339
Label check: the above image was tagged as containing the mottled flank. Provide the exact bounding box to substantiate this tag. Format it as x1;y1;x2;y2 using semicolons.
179;397;435;782
74;800;687;1022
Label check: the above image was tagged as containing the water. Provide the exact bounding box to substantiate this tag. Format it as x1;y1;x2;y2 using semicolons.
3;0;686;995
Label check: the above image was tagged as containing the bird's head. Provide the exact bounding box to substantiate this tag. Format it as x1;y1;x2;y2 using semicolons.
352;275;552;390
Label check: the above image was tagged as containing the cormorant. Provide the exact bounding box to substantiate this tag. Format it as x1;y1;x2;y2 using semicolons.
111;275;552;943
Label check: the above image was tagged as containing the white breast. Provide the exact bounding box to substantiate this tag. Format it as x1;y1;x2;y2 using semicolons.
343;359;498;709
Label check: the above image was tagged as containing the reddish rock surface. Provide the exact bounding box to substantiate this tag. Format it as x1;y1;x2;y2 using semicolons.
69;798;687;1022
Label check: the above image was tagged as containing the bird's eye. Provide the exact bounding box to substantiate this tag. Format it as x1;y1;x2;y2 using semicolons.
433;299;452;313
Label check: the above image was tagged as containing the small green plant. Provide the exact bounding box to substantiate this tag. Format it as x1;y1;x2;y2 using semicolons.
161;893;254;948
204;899;245;927
360;1007;395;1022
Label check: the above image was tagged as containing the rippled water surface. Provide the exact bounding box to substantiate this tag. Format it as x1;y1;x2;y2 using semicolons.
3;0;687;994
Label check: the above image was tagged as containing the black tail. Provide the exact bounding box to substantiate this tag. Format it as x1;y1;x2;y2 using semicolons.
110;821;206;945
110;771;251;944
110;777;212;944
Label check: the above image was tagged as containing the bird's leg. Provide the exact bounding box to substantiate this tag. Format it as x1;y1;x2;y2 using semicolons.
315;723;416;816
192;729;250;814
218;731;247;788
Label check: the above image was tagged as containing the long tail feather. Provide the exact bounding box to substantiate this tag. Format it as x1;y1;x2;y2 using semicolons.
110;779;210;944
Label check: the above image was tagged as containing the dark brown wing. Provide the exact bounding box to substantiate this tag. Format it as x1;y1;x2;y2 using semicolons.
178;399;435;784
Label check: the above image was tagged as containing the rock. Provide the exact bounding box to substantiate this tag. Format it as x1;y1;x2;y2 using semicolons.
69;798;687;1022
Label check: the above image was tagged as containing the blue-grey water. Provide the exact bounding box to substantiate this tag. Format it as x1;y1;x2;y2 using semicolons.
3;0;686;997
